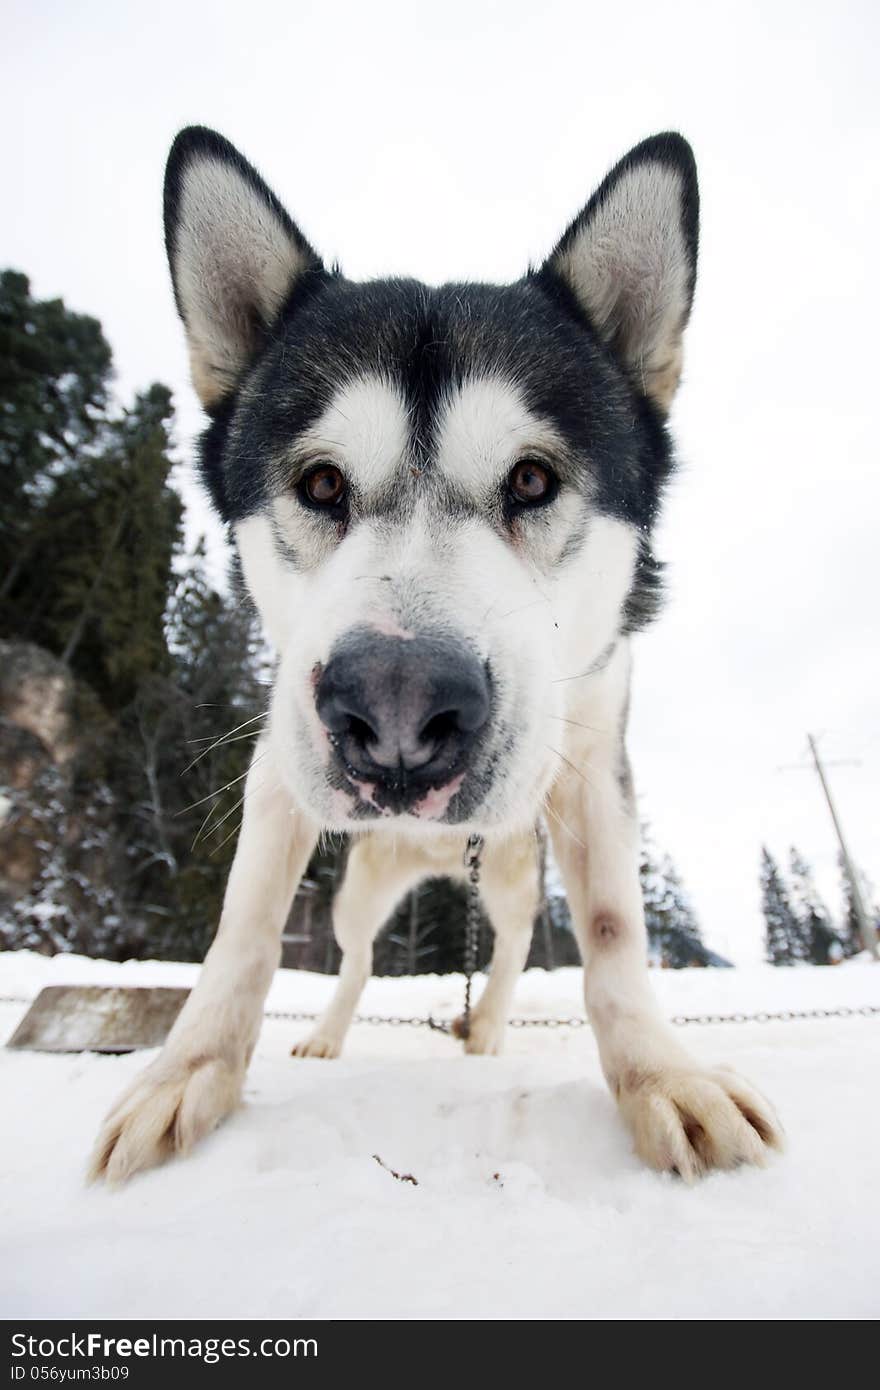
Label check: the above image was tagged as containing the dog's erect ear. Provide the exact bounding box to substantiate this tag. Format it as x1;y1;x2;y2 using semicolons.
542;133;698;412
164;127;323;410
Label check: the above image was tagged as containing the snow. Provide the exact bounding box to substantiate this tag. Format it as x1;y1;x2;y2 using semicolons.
2;950;879;1320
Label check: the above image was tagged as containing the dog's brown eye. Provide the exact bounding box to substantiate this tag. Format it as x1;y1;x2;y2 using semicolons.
303;464;346;508
508;459;555;506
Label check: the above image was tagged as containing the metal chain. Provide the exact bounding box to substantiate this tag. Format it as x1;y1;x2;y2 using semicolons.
425;832;484;1038
1;998;878;1031
253;1002;880;1029
667;1004;880;1026
460;833;484;1037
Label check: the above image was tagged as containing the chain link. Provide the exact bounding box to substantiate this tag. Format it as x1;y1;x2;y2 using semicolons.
257;1002;880;1029
668;1004;880;1026
1;997;878;1031
459;833;485;1037
422;832;485;1038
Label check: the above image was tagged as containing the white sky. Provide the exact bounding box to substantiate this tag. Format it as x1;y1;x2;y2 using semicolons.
3;0;878;962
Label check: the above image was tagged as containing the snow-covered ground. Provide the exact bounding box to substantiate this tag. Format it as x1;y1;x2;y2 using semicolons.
2;950;879;1320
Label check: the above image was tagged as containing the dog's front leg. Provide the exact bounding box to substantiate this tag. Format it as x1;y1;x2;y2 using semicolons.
88;743;318;1184
547;735;783;1181
291;834;426;1059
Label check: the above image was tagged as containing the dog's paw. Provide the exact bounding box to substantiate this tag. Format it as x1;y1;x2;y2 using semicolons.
87;1055;242;1186
291;1033;343;1059
452;1011;506;1055
616;1064;783;1182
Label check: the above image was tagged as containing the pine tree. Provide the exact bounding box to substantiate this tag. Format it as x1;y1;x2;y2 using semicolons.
761;846;802;965
0;269;112;611
35;385;184;709
2;362;184;713
116;546;270;959
525;828;581;969
640;826;707;966
376;874;498;976
788;847;840;965
0;274;274;962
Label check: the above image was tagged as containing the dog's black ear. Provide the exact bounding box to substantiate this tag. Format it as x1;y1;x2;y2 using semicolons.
164;127;323;410
542;133;698;413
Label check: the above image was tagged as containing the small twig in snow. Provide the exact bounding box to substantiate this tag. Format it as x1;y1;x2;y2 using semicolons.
372;1154;418;1186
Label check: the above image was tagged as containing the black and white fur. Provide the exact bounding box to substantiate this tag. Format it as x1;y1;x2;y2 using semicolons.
90;129;781;1184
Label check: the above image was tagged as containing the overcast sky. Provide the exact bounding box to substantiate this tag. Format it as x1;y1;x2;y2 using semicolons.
4;0;877;961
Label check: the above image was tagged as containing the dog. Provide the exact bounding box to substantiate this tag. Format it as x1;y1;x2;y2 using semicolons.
89;126;782;1184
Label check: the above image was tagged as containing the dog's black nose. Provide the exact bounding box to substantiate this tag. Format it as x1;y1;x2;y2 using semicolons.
316;632;490;796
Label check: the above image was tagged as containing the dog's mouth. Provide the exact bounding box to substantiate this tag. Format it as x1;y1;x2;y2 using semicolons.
327;756;469;824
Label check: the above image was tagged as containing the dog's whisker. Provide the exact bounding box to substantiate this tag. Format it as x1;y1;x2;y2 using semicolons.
546;744;595;790
206;773;272;857
186;750;262;845
209;813;248;857
186;728;265;749
547;714;609;735
497;596;552;621
182;711;269;774
541;797;586;850
179;778;246;817
196;789;251;848
209;792;266;857
191;799;226;853
551;669;598;685
192;755;267;848
177;761;260;818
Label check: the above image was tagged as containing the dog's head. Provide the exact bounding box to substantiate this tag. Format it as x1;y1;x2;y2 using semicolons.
164;128;698;835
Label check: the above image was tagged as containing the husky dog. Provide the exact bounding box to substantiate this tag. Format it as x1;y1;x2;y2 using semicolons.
90;127;782;1184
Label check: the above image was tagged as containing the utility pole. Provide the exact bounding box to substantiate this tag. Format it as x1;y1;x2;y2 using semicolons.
806;734;878;961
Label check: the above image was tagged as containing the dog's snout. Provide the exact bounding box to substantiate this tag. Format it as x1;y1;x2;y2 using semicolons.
315;632;490;796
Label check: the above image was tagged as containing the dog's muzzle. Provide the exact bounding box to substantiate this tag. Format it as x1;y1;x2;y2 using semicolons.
315;630;491;814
